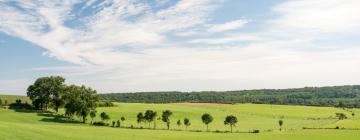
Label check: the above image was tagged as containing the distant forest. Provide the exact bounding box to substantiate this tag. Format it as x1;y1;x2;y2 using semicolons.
100;85;360;108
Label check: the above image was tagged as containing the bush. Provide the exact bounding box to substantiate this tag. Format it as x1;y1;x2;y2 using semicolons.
97;101;115;107
335;126;340;129
252;130;260;133
93;121;107;126
8;102;33;110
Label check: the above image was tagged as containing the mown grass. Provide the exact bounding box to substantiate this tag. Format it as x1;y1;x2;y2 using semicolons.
0;103;360;140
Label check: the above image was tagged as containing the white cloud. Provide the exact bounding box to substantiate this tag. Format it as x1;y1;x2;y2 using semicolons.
208;19;250;32
272;0;360;32
1;0;360;94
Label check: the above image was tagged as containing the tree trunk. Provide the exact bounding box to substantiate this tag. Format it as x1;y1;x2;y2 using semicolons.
230;125;233;133
206;125;208;131
82;116;86;123
154;121;156;129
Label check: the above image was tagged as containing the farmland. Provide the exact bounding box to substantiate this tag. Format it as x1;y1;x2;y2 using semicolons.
1;102;359;140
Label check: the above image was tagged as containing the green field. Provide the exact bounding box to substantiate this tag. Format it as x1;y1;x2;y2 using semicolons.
1;103;360;140
0;95;31;105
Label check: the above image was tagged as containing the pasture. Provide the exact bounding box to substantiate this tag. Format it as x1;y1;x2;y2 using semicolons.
0;102;359;140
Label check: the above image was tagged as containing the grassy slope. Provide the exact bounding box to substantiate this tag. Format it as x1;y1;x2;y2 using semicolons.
0;103;360;140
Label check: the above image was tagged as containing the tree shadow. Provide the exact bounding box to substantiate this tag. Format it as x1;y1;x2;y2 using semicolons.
37;112;83;124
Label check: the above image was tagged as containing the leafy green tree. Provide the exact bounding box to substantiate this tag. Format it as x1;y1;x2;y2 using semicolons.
4;100;7;106
162;110;173;130
224;115;238;132
144;110;157;129
0;98;2;106
137;112;144;127
26;76;66;112
279;120;284;131
183;118;191;130
121;116;126;122
63;85;99;123
90;110;97;124
201;113;213;131
176;120;181;129
100;112;110;122
336;113;347;120
116;120;120;127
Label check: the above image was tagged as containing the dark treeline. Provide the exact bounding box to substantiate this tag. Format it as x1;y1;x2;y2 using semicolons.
101;85;360;108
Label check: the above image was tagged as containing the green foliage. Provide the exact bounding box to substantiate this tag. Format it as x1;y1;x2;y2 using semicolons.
63;85;99;123
183;118;191;129
162;110;173;130
121;116;126;122
90;110;97;123
100;112;110;122
176;120;181;128
279;120;284;131
101;85;360;108
144;110;157;128
137;112;144;125
26;76;66;111
201;113;213;131
335;113;347;120
97;101;114;107
224;115;238;132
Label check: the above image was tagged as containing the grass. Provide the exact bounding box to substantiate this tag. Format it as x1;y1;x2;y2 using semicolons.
0;103;360;140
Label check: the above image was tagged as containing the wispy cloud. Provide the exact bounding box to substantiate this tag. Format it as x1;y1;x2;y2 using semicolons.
208;19;250;32
1;0;360;94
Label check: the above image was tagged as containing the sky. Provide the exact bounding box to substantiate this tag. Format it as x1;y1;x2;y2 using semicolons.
1;0;360;95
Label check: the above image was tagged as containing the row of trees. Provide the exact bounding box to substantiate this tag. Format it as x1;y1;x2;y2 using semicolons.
101;85;360;108
135;110;240;132
26;76;99;123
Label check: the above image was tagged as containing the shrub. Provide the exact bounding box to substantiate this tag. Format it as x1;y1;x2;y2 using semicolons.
93;121;107;126
335;126;340;129
252;130;260;133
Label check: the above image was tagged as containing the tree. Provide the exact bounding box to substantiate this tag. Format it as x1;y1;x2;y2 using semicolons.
116;120;120;127
121;116;126;122
336;113;347;120
112;121;115;127
90;110;97;124
224;115;238;132
0;98;2;106
144;110;157;129
201;113;213;131
4;100;7;106
63;85;99;123
176;120;181;129
137;112;144;127
279;120;284;131
26;76;66;112
183;118;191;130
100;112;110;122
162;110;173;130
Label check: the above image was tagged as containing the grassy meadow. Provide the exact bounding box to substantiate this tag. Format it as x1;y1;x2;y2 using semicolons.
1;102;360;140
0;95;31;105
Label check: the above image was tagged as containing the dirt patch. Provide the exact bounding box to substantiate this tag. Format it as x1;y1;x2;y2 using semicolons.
172;102;228;107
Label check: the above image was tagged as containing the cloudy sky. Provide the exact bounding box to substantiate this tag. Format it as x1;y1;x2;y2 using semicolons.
1;0;360;95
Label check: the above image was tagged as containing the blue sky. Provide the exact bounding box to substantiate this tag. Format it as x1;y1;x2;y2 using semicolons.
1;0;360;95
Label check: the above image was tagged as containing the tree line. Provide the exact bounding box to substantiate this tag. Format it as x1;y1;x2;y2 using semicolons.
92;110;253;133
101;85;360;108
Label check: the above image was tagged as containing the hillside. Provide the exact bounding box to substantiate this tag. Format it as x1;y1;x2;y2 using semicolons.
101;85;360;108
